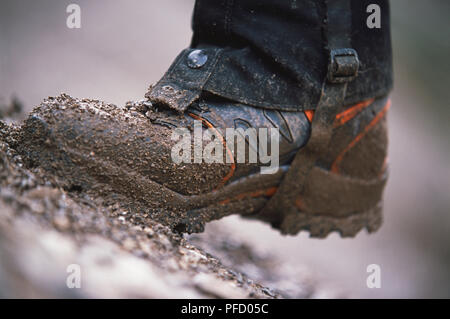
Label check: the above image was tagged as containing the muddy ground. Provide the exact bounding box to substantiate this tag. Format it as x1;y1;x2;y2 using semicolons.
0;108;326;298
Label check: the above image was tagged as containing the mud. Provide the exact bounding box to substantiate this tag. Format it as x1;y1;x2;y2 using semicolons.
0;116;322;298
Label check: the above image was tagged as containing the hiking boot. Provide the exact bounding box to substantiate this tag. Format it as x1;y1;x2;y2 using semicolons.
16;90;389;237
14;0;392;238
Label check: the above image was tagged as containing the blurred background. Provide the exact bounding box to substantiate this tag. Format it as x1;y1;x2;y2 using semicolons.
0;0;448;298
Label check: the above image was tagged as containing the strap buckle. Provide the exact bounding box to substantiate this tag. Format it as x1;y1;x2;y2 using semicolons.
327;48;360;83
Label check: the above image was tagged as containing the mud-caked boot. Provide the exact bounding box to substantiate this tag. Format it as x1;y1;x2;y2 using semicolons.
16;0;392;237
16;85;389;237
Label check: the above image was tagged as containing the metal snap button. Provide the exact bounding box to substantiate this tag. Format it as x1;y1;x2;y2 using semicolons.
187;49;208;69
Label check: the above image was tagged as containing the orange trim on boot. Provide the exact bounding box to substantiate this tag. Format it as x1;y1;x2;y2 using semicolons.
334;98;375;128
188;112;236;190
304;110;315;123
331;99;391;174
219;187;278;205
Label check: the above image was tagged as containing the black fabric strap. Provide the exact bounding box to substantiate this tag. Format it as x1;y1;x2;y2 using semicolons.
146;48;224;113
259;0;359;223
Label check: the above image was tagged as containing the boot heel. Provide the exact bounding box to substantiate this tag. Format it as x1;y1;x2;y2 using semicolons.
260;97;390;238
